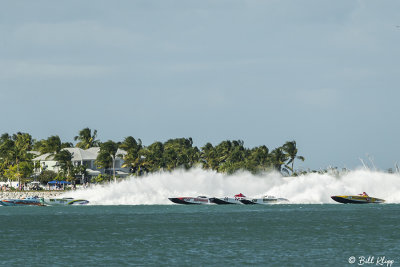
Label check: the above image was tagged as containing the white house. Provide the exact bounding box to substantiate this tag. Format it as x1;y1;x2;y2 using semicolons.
32;147;130;183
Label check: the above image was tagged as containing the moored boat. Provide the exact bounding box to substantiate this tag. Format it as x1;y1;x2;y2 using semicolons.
168;196;210;205
331;192;385;204
210;193;246;205
0;196;44;206
240;195;289;205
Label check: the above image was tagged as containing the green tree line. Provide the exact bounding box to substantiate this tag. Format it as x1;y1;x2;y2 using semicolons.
0;128;305;186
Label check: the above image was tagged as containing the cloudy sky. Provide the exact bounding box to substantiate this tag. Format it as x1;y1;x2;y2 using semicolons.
1;0;399;170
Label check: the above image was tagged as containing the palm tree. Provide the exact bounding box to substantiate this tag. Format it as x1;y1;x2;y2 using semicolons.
163;138;198;170
33;135;62;154
0;133;35;187
96;140;119;183
53;150;74;179
200;143;217;170
0;134;14;173
215;140;232;167
245;145;270;174
142;142;165;172
186;146;200;168
269;147;289;175
282;141;305;175
122;151;147;176
33;136;74;178
72;164;88;185
74;128;100;149
220;141;247;174
120;139;149;176
119;136;142;152
13;133;33;188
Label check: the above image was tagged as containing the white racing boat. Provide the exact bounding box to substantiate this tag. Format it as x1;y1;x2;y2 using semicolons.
0;196;89;206
42;197;89;206
168;196;211;205
240;195;289;205
210;193;247;205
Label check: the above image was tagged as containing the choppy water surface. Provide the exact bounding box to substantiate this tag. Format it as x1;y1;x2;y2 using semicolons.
1;204;399;266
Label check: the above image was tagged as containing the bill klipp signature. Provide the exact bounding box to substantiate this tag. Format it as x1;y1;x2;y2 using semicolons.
348;256;394;267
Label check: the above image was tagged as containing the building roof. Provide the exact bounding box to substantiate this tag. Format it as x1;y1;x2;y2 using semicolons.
33;147;127;162
33;152;54;161
28;151;41;156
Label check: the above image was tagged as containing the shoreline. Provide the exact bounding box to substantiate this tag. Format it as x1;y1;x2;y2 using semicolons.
0;191;65;199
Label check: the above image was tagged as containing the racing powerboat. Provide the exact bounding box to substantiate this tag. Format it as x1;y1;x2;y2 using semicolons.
0;196;89;206
168;196;211;205
209;193;246;205
42;197;89;206
331;192;385;204
0;196;44;206
240;195;289;205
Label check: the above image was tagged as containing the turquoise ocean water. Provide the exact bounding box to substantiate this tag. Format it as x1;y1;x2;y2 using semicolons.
0;204;399;266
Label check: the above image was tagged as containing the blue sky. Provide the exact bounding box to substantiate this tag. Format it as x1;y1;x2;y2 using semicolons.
1;1;399;170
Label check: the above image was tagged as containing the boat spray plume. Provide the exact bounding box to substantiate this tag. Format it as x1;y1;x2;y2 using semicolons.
63;168;400;205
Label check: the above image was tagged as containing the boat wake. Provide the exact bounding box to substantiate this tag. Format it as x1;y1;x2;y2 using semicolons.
62;168;400;205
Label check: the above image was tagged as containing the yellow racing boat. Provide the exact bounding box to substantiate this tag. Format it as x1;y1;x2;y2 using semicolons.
331;192;385;204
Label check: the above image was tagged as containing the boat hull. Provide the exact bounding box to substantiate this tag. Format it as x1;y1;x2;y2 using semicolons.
240;197;289;205
0;198;44;206
67;199;89;205
331;195;385;204
209;197;243;205
43;198;89;206
240;199;257;205
168;197;210;205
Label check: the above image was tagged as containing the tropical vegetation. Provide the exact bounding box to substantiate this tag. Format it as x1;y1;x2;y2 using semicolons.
0;128;306;186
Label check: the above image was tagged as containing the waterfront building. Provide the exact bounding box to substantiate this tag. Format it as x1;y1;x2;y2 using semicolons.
32;147;130;183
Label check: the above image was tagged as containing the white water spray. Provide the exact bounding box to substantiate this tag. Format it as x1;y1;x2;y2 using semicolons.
62;168;400;205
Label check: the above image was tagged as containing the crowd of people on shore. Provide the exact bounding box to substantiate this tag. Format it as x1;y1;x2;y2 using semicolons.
1;184;10;191
0;180;94;191
0;182;81;191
